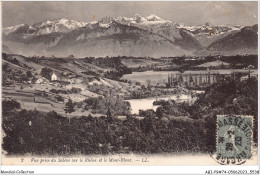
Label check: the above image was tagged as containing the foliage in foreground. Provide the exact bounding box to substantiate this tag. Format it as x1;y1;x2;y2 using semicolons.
3;107;207;155
151;77;258;148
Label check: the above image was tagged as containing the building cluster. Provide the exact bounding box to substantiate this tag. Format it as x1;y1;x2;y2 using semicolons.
35;72;84;84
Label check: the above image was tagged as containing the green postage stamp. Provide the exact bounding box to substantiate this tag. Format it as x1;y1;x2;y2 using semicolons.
216;115;253;165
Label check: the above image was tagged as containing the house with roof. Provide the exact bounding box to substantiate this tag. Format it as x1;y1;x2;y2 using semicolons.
51;72;67;82
34;76;48;84
51;73;58;81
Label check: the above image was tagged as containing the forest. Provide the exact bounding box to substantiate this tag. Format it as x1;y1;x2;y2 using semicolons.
2;77;257;155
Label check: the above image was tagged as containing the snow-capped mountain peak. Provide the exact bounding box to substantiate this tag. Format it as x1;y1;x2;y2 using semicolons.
3;24;27;35
3;18;89;36
146;14;163;21
98;16;114;24
34;18;88;33
113;14;172;26
178;23;244;36
2;15;256;57
133;14;146;23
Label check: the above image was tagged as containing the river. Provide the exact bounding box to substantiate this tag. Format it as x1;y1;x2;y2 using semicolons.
126;92;203;114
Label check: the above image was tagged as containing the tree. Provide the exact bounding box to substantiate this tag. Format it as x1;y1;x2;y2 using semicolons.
20;74;29;83
107;106;113;123
3;64;9;72
41;67;53;80
2;99;20;114
156;106;166;119
141;85;146;90
26;71;33;78
64;98;75;123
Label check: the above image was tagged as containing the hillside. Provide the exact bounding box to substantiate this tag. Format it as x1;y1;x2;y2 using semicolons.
207;25;258;55
2;53;140;99
180;23;242;47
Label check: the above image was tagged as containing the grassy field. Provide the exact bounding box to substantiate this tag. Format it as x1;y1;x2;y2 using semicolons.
195;60;230;67
2;89;101;118
121;58;160;68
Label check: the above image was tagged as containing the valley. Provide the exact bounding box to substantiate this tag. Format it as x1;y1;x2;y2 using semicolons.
2;51;258;156
1;1;259;164
2;52;258;119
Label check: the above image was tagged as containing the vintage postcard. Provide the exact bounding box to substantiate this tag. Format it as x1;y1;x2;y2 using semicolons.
1;0;258;170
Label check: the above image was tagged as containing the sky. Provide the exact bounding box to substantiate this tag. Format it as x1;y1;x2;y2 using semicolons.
2;1;258;28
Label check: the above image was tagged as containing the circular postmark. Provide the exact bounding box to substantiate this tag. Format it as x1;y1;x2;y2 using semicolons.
210;115;253;165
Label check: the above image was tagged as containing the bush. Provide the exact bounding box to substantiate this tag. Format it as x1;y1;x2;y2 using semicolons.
69;87;82;94
41;67;53;80
2;108;209;155
2;99;20;114
82;96;131;116
55;95;64;102
153;99;175;106
50;89;68;94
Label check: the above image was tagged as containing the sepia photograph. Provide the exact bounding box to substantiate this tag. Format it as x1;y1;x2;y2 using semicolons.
1;1;258;169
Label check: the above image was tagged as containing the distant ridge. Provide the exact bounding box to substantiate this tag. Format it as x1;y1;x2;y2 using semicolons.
3;15;257;57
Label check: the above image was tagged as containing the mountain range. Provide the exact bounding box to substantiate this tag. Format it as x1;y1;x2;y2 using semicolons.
2;15;258;57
